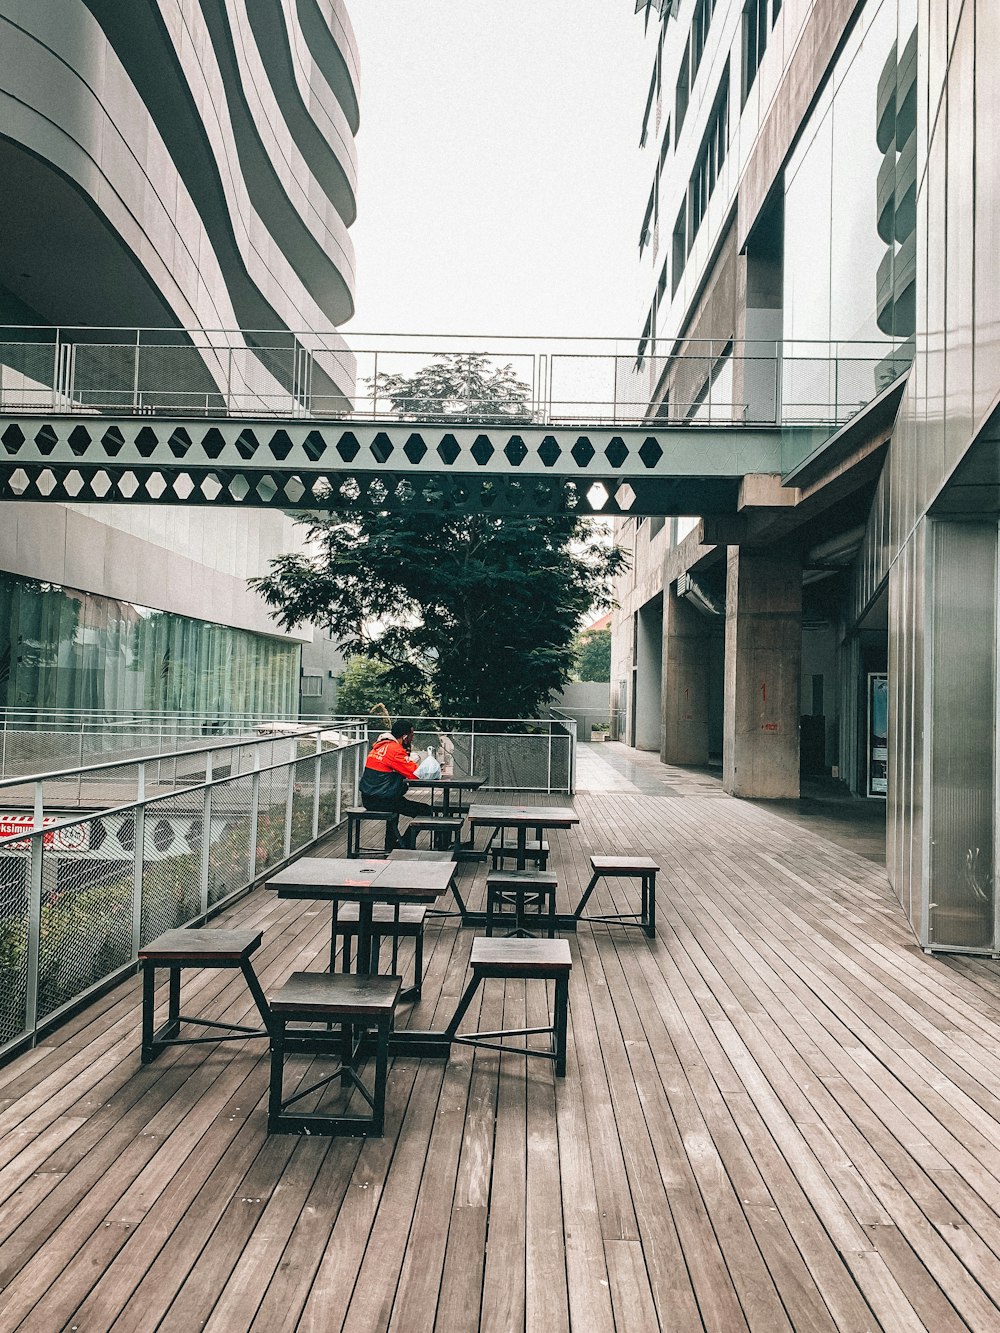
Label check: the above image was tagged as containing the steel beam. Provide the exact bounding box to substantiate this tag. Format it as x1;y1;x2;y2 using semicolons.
0;414;829;515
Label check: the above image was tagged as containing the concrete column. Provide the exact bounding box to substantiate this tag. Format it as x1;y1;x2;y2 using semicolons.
723;546;802;798
634;595;663;751
661;585;711;765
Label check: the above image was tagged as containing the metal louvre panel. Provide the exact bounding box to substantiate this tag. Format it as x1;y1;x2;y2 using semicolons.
927;520;996;951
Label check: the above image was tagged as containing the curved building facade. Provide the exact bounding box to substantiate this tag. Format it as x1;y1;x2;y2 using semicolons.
0;0;360;716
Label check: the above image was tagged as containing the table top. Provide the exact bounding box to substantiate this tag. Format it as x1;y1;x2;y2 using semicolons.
467;804;580;829
409;775;484;791
267;856;455;903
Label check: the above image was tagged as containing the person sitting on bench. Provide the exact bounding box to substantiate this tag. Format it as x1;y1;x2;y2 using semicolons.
359;718;432;850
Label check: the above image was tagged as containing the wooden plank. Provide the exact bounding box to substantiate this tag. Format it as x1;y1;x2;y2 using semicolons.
5;765;1000;1329
524;978;570;1333
478;979;527;1333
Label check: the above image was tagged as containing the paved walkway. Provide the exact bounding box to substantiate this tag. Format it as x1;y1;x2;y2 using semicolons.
1;748;999;1331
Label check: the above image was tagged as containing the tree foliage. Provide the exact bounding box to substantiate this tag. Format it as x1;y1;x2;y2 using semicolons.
574;628;612;682
371;352;530;423
251;354;627;719
335;655;415;717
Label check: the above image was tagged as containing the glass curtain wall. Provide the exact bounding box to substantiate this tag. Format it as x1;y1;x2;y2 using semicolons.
0;573;300;716
782;0;901;416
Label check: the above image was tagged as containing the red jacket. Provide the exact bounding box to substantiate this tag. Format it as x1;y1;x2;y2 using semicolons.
360;737;419;801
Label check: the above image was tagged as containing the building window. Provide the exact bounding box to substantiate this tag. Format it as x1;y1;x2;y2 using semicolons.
300;675;323;698
636;313;653;367
640;66;657;147
675;37;690;140
658;120;672;177
675;0;718;148
687;69;729;245
639;184;656;253
743;0;781;102
691;0;717;72
671;202;687;295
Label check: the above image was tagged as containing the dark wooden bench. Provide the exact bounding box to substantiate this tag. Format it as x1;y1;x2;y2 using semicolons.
572;855;659;938
489;838;550;872
402;816;464;853
345;807;395;857
138;928;270;1065
267;971;400;1136
331;902;429;1001
485;869;558;938
445;938;571;1077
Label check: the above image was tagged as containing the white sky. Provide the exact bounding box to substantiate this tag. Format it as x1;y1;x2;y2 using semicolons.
343;3;654;340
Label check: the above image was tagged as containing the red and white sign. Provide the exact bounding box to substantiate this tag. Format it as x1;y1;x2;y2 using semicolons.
0;815;90;852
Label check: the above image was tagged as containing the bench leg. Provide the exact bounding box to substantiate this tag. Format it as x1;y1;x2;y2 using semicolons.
554;975;569;1077
413;928;424;998
645;874;656;938
573;873;601;922
268;1019;286;1132
241;960;271;1029
371;1017;391;1136
141;963;156;1064
546;889;557;940
166;966;181;1037
444;972;483;1041
340;1019;354;1088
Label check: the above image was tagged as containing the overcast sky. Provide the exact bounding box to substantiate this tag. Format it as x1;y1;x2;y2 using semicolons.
343;3;654;341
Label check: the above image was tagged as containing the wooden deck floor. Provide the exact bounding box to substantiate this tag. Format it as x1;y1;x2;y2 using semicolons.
3;748;1000;1330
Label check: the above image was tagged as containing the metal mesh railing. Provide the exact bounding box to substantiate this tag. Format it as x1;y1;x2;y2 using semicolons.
0;708;356;781
0;710;578;1055
208;772;255;908
0;724;359;824
0;730;367;1056
37;829;133;1022
139;786;205;946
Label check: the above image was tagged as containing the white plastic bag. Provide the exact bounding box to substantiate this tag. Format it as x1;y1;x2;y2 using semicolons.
415;748;442;781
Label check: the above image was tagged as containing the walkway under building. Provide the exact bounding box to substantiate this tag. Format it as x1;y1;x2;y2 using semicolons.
1;746;998;1331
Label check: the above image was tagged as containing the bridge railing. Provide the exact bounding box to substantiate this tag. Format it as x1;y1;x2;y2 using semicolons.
0;327;914;429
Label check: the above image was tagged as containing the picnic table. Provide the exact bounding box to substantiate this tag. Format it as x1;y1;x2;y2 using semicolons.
409;774;485;818
267;855;459;1057
467;804;580;872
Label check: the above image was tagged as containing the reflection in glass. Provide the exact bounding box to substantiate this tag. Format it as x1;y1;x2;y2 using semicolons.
0;573;300;717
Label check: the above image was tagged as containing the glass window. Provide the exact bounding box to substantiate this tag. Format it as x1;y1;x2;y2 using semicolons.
0;572;301;718
782;4;900;417
687;68;730;245
742;0;781;103
675;38;690;139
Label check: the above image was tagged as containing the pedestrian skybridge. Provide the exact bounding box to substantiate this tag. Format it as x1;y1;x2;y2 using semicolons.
0;328;912;516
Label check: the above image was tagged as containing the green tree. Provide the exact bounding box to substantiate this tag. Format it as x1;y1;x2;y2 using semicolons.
335;655;417;717
574;628;611;682
371;351;530;422
251;355;627;719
